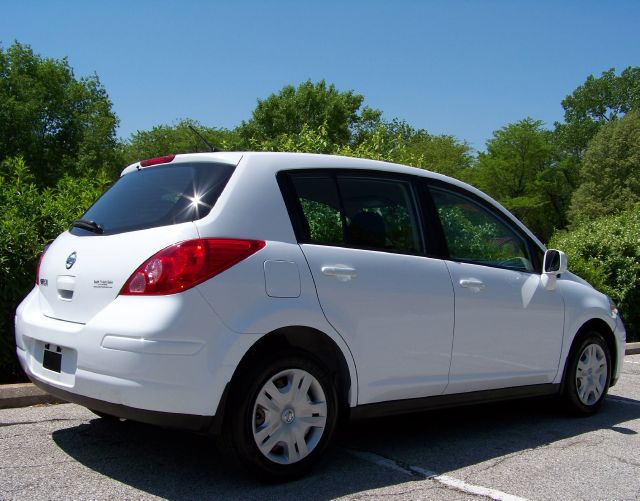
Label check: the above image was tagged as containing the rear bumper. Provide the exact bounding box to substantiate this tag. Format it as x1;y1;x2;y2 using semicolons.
15;287;257;421
29;375;224;433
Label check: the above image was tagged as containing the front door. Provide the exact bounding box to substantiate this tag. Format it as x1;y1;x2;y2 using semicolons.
429;187;565;394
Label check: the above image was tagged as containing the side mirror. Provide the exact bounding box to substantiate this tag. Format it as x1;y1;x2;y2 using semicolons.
541;249;567;290
543;249;567;274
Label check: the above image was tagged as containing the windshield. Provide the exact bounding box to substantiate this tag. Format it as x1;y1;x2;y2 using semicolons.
70;162;235;236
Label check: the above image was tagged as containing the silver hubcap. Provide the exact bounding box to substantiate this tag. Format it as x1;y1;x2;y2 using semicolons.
576;343;607;406
252;368;327;465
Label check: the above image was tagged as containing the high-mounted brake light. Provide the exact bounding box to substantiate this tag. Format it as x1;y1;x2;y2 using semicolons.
120;238;266;296
139;154;176;168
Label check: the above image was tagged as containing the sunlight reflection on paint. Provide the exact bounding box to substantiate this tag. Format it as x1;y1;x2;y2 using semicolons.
521;274;539;308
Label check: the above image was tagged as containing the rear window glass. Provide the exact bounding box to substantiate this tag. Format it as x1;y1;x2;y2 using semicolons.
70;162;234;236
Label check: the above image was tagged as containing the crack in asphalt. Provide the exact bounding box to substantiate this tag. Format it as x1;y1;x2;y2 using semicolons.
0;459;78;469
462;448;532;482
550;436;605;451
346;484;444;500
604;453;640;468
0;418;81;428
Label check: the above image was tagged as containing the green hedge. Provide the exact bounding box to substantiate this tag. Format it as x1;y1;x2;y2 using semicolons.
0;157;111;383
549;205;640;342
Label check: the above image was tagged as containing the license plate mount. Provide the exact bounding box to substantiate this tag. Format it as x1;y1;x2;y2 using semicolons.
43;344;62;373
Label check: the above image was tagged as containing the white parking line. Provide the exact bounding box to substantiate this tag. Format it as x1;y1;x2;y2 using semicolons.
625;360;640;364
345;449;529;501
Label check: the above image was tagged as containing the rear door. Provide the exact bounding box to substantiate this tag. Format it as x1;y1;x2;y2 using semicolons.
282;171;455;405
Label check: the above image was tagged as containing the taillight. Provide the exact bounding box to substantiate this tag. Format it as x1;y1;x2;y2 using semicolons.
120;238;265;296
139;154;176;168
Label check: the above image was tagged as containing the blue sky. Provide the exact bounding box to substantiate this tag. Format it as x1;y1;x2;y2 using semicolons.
2;0;639;151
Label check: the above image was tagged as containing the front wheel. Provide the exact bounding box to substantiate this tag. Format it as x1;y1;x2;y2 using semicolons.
223;354;338;481
563;332;611;415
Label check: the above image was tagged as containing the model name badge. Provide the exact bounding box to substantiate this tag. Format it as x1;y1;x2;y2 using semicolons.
93;280;114;289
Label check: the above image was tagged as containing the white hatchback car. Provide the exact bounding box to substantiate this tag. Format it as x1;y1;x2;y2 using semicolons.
16;152;626;480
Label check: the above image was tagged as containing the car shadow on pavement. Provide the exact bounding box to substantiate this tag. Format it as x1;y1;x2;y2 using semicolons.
52;395;640;500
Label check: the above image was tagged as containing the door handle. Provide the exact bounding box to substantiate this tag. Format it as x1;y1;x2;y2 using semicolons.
459;278;485;290
321;265;357;282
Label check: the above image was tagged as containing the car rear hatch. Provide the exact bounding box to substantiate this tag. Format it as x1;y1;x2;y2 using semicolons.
37;158;236;324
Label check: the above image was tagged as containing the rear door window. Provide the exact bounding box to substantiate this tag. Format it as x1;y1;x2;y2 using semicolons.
286;171;424;254
71;162;234;236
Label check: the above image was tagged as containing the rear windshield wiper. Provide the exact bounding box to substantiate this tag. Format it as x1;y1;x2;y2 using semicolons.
72;219;104;234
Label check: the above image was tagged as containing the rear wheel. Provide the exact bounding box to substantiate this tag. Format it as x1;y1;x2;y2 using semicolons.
563;332;611;415
223;354;338;481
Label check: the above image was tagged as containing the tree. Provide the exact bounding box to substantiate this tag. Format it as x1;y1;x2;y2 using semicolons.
555;67;640;160
401;128;472;178
468;118;571;241
123;119;239;165
238;80;380;146
569;111;640;225
0;42;119;186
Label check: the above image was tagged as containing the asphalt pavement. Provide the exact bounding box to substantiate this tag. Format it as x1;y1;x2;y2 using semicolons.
2;354;640;500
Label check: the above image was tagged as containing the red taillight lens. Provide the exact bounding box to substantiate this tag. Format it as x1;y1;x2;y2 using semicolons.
139;154;176;168
120;238;265;296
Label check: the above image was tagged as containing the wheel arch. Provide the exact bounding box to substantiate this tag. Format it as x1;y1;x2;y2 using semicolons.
560;317;617;390
221;326;355;423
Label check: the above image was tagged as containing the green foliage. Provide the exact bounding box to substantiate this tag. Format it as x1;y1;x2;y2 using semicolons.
238;80;379;146
555;66;640;159
550;206;640;341
569;111;640;225
0;42;120;186
468;118;572;241
246;118;472;182
0;157;109;382
123;119;240;165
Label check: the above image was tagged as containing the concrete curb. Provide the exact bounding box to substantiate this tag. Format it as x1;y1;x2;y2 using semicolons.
0;383;65;409
1;343;639;409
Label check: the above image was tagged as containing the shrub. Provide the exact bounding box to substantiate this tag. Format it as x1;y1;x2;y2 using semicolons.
549;205;640;341
0;157;111;382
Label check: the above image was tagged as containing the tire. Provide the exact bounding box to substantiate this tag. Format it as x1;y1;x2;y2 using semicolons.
222;352;339;481
563;331;611;415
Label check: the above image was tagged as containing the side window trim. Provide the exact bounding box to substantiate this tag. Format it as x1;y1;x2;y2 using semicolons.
332;172;350;244
416;180;448;258
426;181;542;274
276;171;311;243
278;169;431;258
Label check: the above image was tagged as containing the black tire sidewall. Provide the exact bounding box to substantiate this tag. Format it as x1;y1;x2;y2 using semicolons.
227;353;339;481
564;332;611;415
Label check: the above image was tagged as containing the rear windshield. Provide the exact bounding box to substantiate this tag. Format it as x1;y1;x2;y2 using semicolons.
70;162;235;236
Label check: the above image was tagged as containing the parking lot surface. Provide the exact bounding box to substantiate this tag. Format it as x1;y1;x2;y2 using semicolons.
2;354;640;500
